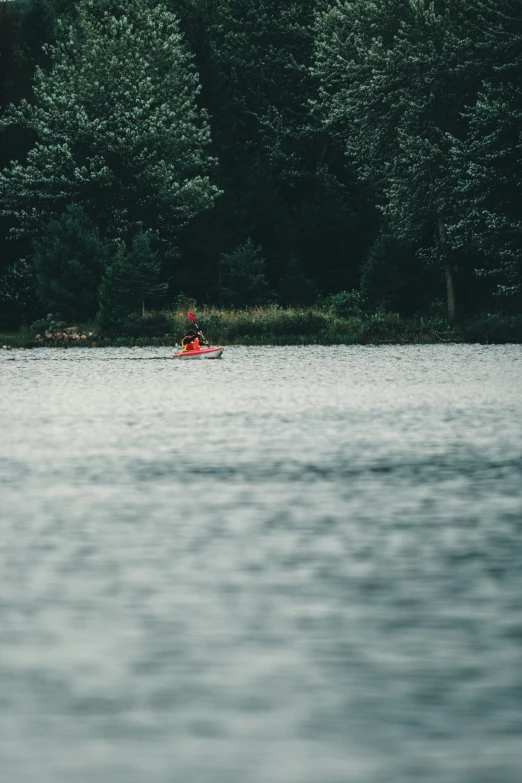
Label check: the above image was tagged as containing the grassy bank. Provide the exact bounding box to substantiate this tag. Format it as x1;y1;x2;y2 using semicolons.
2;307;522;349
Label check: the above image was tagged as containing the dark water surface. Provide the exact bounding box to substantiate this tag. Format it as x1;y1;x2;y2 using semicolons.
1;345;521;783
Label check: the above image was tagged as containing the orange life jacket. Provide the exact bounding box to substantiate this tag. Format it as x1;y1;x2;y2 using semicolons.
183;336;200;352
182;334;199;351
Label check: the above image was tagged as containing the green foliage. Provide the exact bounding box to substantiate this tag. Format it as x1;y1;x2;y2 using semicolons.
172;291;197;312
97;233;168;328
172;0;368;300
448;40;522;298
0;0;219;247
0;257;38;319
314;0;522;314
2;0;522;317
177;305;329;343
4;305;522;347
319;290;365;319
32;203;108;320
459;313;522;344
29;313;66;334
314;1;484;318
221;238;274;307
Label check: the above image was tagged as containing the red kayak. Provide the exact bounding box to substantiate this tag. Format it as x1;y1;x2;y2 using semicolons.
172;346;224;360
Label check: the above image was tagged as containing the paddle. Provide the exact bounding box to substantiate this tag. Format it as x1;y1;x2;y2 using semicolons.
188;311;209;346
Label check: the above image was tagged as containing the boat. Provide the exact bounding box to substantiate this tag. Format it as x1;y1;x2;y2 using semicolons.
172;346;224;360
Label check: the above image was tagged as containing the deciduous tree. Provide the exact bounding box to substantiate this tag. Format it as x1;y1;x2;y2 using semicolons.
314;0;477;320
448;1;522;303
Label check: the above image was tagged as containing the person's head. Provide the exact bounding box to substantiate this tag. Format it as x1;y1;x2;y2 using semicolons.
186;328;196;337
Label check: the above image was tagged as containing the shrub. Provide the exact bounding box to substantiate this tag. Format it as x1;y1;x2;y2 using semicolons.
30;313;67;335
460;314;522;343
320;290;366;318
361;309;403;339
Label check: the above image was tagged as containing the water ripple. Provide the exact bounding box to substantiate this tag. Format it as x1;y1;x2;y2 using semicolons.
1;345;521;783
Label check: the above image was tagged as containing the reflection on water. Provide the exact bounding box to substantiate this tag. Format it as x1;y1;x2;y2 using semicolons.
1;345;521;783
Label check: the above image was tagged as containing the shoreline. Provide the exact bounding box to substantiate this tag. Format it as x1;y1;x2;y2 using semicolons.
2;334;521;350
2;308;522;349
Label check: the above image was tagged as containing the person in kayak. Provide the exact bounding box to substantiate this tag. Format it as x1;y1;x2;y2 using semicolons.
181;328;208;351
181;329;199;351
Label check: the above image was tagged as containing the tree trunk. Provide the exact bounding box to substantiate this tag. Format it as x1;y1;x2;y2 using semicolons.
142;297;145;318
437;216;456;322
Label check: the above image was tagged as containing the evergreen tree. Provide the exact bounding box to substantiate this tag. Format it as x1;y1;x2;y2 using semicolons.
32;202;108;320
3;0;522;317
221;238;273;307
173;0;369;301
98;232;168;326
0;0;219;248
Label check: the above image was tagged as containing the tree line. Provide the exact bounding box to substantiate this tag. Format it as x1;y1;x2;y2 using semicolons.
1;0;521;328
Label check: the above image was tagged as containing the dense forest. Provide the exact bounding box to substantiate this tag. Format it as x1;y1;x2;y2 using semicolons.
1;0;521;331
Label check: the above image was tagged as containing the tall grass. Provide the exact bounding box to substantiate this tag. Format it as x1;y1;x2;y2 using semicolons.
168;306;331;345
1;307;521;347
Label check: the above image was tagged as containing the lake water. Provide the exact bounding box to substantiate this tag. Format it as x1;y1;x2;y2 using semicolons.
1;345;521;783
